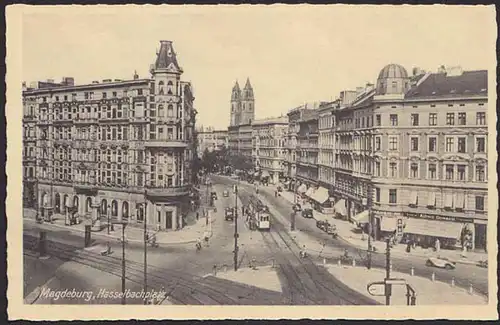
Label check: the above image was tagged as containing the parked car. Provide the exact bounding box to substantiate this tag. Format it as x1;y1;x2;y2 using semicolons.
426;257;456;270
316;220;326;230
224;207;234;221
277;186;283;192
223;190;229;197
302;208;313;218
211;191;218;200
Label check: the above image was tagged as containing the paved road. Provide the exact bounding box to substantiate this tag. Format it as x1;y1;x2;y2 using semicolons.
212;175;489;298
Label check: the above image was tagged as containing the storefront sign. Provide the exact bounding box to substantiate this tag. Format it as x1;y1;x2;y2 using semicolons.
402;212;474;224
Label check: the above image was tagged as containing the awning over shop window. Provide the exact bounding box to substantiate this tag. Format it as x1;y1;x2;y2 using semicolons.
455;193;465;209
305;187;315;198
403;218;463;239
261;170;270;178
427;192;436;207
297;184;307;193
333;199;347;216
380;217;397;232
410;192;418;206
253;172;259;177
444;193;454;209
311;187;329;204
352;210;369;224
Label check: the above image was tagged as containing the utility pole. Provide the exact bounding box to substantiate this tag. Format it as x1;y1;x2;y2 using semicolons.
233;184;239;271
143;201;148;299
367;183;373;270
385;238;391;306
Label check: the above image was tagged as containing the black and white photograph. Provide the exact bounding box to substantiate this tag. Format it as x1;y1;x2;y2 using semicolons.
6;4;498;321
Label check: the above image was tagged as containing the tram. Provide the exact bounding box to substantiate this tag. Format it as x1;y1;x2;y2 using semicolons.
245;194;271;231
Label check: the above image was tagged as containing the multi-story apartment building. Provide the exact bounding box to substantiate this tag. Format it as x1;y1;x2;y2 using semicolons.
252;116;288;184
317;64;488;250
283;105;305;190
22;40;197;232
295;108;320;198
196;126;228;157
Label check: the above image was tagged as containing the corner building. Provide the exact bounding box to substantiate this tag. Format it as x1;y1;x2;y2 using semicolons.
22;40;197;231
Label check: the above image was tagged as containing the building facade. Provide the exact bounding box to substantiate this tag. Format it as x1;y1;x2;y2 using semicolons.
196;126;228;157
315;64;488;250
252;116;288;184
22;40;198;232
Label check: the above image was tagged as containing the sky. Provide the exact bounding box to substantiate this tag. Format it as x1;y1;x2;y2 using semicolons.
20;5;496;130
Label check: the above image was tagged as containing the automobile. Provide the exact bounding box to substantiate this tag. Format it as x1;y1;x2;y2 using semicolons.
326;223;337;235
478;260;488;268
211;191;218;200
426;257;456;270
292;203;302;212
231;174;240;180
224;207;234;221
277;186;283;192
302;208;313;218
222;190;229;197
316;220;326;230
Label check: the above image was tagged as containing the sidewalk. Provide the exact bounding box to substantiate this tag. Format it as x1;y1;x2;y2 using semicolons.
262;182;487;266
326;264;487;305
23;195;222;246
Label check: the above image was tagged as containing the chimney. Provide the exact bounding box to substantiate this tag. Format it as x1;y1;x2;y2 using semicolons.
46;79;55;84
30;81;38;89
92;81;99;84
103;79;112;83
438;65;446;73
133;70;139;80
62;77;75;86
445;66;463;77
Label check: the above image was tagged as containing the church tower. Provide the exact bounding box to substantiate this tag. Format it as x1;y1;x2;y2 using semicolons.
240;78;255;125
230;81;241;126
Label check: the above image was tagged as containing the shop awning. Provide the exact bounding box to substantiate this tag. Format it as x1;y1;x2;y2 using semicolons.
311;187;329;204
297;184;307;193
455;193;465;209
334;199;347;216
444;193;454;209
410;192;418;206
427;192;436;207
253;172;259;177
380;217;397;232
261;170;270;177
352;210;369;224
403;218;463;239
305;187;315;198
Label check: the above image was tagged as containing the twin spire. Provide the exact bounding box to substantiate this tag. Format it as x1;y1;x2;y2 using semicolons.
232;78;253;100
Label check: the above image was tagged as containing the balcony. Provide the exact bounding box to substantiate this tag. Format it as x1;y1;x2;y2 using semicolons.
74;117;99;124
145;185;191;198
74;181;98;193
129;116;150;124
145;139;189;148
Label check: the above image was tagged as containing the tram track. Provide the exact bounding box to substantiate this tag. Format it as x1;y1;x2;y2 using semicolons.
23;234;282;305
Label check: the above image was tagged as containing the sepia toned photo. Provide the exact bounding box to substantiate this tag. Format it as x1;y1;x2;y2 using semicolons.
6;4;498;321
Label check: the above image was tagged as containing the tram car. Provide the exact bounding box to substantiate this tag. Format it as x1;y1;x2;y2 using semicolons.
245;195;271;231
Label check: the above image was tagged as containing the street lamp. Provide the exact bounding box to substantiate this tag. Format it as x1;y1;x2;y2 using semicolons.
143;200;148;300
107;204;111;235
112;220;128;305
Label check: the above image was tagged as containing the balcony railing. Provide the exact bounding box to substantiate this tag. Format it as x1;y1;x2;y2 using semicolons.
145;139;189;148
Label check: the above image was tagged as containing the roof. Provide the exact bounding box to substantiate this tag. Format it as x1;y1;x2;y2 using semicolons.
22;78;150;95
405;70;487;99
378;63;409;79
154;40;182;72
252;116;288;126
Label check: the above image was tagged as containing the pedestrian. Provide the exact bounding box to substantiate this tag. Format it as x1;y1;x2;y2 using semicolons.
435;238;440;252
196;212;199;221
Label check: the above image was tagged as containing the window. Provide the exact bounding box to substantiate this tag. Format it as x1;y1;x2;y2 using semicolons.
457;165;466;181
476;137;486;153
389;162;397;178
389;189;397;204
446;113;455;125
426;113;437;127
112;92;117;98
410;162;418;178
375;137;381;151
375;188;380;203
445;164;454;180
458;112;466;125
390;114;398;126
138;89;143;96
445;137;454;152
158;105;164;117
428;163;437;179
475;196;485;211
411;114;419;126
476;112;486;125
167;105;174;117
476;165;485;182
376;114;381;126
457;137;466;153
428;137;437;152
102;92;107;99
410;137;419;151
389;136;398;150
375;161;380;176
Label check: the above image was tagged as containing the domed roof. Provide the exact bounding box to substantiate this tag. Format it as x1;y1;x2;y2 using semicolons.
377;64;408;79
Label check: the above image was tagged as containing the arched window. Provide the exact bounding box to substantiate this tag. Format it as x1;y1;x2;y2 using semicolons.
167;105;174;117
158;81;164;95
242;103;245;110
167;81;173;95
249;103;252;111
101;199;107;215
55;193;61;213
122;201;129;219
86;197;92;212
73;196;79;211
111;200;118;217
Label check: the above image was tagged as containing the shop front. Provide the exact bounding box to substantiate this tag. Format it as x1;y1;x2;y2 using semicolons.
400;212;474;250
332;198;348;220
310;186;333;214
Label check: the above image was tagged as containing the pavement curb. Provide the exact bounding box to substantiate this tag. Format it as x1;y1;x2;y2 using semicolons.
24;218;204;246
